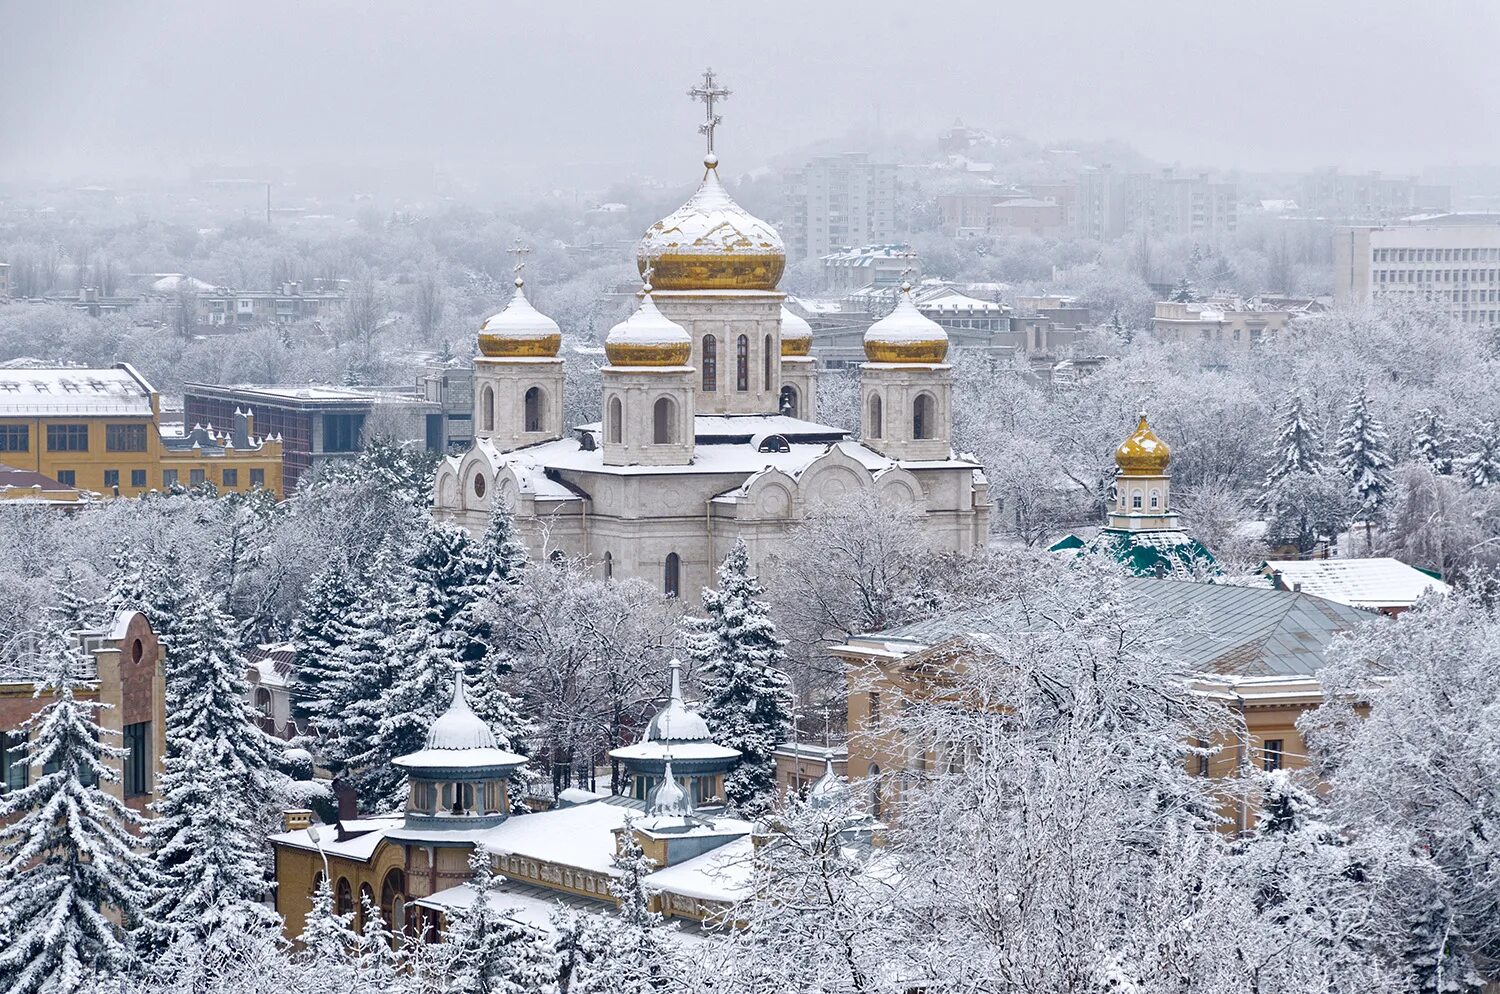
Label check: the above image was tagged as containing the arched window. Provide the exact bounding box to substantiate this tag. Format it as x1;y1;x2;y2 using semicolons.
1131;490;1143;510
336;877;354;917
735;335;749;391
868;394;883;439
523;386;543;433
381;869;407;937
702;335;717;391
358;882;374;926
664;553;681;598
653;397;676;444
763;334;773;390
1150;489;1160;509
607;397;622;444
253;688;273;734
312;871;324;896
481;385;495;433
913;393;934;440
603;551;613;579
868;764;883;820
779;385;799;419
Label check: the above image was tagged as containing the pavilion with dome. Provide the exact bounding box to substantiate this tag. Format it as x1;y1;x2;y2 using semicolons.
432;69;989;594
1050;413;1215;575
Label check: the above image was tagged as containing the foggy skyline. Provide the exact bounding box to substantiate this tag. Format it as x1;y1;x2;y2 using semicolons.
4;0;1499;190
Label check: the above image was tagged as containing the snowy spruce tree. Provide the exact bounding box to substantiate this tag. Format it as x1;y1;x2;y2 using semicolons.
291;561;369;728
684;540;794;815
1262;394;1321;499
1460;421;1500;488
1412;408;1456;476
444;846;558;994
0;632;153;994
295;874;360;981
1335;390;1393;544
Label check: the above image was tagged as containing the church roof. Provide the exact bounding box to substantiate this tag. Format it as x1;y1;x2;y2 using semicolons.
1261;557;1449;610
849;577;1379;679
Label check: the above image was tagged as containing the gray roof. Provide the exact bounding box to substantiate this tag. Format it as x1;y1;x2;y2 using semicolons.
868;577;1379;679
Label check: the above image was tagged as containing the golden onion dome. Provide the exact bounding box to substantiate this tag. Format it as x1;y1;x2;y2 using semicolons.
637;155;786;291
478;279;562;358
863;283;949;363
780;306;813;356
1115;412;1171;474
605;289;692;367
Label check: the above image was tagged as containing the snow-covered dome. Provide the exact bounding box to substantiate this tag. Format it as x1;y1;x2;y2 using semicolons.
1115;412;1172;475
426;676;497;751
643;658;711;742
646;757;696;818
863;283;949;364
605;291;691;367
780;306;813;357
807;756;846;810
637;155;785;292
479;277;562;358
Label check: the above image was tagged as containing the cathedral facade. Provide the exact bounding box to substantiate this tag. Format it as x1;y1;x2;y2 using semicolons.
433;80;989;592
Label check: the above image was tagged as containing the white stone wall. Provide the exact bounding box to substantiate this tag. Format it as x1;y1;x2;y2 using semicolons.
600;366;696;467
653;291;785;416
859;363;954;462
473;358;565;451
779;356;819;420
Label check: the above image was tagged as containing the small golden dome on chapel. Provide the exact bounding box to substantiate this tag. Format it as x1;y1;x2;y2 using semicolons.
1115;412;1171;474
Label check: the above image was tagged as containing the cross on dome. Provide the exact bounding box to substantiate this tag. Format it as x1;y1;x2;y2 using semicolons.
688;67;731;163
510;239;531;288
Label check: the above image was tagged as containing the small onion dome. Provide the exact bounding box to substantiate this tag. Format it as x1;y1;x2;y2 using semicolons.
1115;412;1171;474
863;283;949;363
478;278;562;358
780;306;813;356
807;756;846;810
426;674;496;750
605;291;691;367
646;756;696;818
637;155;786;291
643;659;711;742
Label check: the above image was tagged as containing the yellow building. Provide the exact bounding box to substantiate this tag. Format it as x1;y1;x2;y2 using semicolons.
0;364;283;499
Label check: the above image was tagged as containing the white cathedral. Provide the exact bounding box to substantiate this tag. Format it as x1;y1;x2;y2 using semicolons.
433;72;990;594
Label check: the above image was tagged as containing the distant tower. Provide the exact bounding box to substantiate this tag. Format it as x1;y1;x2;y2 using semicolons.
601;276;696;467
473;245;565;452
778;306;818;420
637;69;788;417
1108;412;1177;532
859;281;953;460
609;658;739;806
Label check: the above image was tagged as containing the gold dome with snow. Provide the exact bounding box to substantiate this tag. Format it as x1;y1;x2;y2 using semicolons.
605;291;692;367
863;283;949;363
637;155;786;291
1115;413;1171;474
478;279;562;358
780;306;813;356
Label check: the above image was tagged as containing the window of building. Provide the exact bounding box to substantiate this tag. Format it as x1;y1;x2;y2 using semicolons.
1;731;26;792
130;469;146;488
868;763;883;820
162;469;179;488
524;387;544;433
779;385;799;419
652;397;676;444
222;468;238;487
189;468;206;486
764;334;773;390
103;469;119;489
105;424;147;452
868;394;883;439
702;336;717;391
250;468;264;489
336;878;354;917
606;398;624;443
913;393;935;440
868;691;882;729
322;413;362;453
123;721;150;797
735;335;749;391
481;385;495;433
1131;490;1143;510
1150;489;1160;509
0;425;28;452
473;474;486;499
56;470;75;487
1262;738;1284;772
46;424;88;452
664;552;680;598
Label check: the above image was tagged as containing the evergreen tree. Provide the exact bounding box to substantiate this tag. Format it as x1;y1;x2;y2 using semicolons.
1413;408;1456;476
296;874;359;978
48;562;101;633
444;846;558;994
143;740;280;954
1402;892;1485;994
292;561;369;731
609;823;663;930
1335;390;1393;545
0;632;153;994
1262;395;1321;500
352;890;409;988
1460;421;1500;488
103;548;189;644
1171;275;1197;302
356;609;452;810
684;541;794;815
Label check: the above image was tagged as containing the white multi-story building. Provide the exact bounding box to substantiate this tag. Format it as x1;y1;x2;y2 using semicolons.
1150;296;1294;349
1334;215;1500;325
782;153;898;260
433;86;989;595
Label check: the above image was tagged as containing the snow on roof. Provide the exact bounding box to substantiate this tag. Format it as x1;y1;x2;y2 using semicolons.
607;292;690;346
416;879;714;947
610;740;742;763
0;366;154;417
1263;558;1449;609
479;799;636;874
865;288;949;346
269;815;403;862
643;835;755;903
639;161;784;262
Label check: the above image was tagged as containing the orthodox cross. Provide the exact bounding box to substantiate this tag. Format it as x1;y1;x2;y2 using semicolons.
510;240;530;286
688;67;731;157
641;258;656;292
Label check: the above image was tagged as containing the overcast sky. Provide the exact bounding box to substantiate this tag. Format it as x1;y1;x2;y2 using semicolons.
4;0;1498;188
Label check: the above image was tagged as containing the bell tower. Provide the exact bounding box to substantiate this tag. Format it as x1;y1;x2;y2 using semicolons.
601;283;696;468
473;245;565;452
859;282;953;461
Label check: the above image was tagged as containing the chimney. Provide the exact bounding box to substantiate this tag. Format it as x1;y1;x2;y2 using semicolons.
282;808;313;832
233;408;253;449
332;778;359;823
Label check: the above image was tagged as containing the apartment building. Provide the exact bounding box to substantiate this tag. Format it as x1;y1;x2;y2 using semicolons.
1333;215;1500;325
782;153;898;259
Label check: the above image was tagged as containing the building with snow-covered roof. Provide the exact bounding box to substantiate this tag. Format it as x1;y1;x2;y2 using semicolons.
1261;557;1449;616
1150;296;1293;349
433;76;988;594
